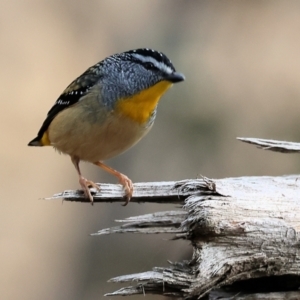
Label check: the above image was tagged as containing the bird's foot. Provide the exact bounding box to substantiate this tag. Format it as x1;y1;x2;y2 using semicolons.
78;176;100;205
93;161;133;206
117;174;133;206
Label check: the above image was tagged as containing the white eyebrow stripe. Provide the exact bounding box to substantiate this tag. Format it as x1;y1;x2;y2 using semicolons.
132;53;173;74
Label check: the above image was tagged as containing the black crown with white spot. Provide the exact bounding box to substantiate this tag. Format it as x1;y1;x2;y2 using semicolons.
125;48;176;72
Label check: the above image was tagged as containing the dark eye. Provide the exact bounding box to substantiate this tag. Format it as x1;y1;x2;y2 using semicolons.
144;62;157;70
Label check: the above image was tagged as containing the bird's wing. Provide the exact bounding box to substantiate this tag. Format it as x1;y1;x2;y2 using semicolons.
35;66;102;141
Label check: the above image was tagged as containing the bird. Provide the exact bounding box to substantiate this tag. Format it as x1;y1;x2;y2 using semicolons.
28;48;185;205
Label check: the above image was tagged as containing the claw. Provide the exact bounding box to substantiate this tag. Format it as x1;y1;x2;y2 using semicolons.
79;176;100;205
118;174;133;206
93;161;133;206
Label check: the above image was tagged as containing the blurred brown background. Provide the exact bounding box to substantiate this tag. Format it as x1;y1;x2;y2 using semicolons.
2;1;300;299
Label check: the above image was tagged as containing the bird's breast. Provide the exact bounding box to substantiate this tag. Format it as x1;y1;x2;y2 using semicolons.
48;97;151;162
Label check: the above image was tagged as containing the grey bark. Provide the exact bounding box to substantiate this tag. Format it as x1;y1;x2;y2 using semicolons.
237;137;300;153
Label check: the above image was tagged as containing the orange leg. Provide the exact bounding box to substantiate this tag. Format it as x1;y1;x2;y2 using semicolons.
71;156;100;204
93;161;133;206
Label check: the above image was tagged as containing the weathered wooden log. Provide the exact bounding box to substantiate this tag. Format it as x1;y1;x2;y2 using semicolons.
48;138;300;299
49;175;300;298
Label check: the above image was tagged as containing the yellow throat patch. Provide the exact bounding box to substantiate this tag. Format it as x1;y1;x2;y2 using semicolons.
116;80;173;124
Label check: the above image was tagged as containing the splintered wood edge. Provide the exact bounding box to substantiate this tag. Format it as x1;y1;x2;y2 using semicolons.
91;210;188;236
237;137;300;153
105;267;193;298
44;179;209;204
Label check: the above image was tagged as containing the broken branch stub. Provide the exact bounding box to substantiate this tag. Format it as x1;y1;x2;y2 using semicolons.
93;175;300;298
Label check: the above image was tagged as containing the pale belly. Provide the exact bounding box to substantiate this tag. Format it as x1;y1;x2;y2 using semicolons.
48;100;152;162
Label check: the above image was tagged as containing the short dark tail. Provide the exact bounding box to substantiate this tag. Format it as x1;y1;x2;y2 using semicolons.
28;137;42;146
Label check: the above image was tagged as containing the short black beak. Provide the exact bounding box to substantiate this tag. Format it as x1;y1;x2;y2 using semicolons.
166;72;185;83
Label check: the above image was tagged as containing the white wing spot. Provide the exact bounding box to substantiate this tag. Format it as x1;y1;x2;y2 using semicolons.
57;99;70;105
